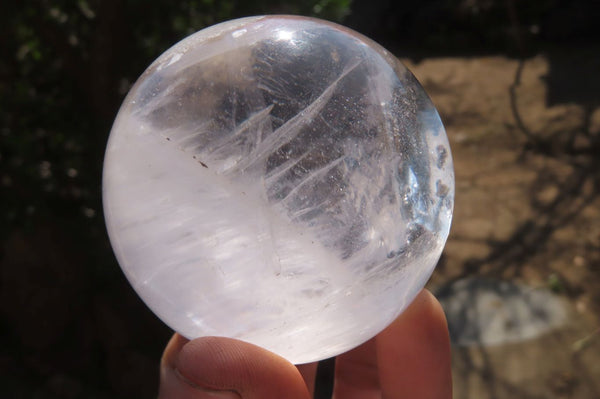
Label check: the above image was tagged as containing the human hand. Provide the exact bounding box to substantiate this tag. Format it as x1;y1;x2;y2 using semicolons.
158;289;452;398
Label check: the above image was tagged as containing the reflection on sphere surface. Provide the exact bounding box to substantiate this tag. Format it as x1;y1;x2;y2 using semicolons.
103;16;454;364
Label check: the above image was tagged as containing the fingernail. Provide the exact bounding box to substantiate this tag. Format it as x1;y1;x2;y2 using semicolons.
175;368;241;398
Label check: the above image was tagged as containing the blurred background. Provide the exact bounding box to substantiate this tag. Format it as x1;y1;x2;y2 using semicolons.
1;1;598;397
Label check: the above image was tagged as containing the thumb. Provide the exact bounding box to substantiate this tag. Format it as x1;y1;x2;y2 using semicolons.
159;334;311;399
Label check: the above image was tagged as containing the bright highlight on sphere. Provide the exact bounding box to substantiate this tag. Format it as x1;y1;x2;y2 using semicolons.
103;15;454;364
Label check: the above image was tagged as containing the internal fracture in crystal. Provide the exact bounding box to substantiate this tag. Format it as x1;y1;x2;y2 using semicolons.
103;15;454;364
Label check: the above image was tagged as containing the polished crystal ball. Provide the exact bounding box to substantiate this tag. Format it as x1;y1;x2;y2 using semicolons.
103;15;454;364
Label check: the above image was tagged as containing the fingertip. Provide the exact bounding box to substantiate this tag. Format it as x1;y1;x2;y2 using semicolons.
161;336;311;399
383;289;450;351
175;336;249;390
161;333;190;369
376;289;453;399
160;334;240;398
405;289;449;333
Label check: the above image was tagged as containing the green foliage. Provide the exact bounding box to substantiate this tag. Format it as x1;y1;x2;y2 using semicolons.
547;273;564;293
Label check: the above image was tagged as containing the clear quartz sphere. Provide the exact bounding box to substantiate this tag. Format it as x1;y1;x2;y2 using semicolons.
103;15;454;364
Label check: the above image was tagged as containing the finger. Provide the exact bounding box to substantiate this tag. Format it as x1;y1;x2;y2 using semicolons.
160;334;231;399
161;333;189;370
376;289;452;399
159;334;311;399
332;337;381;399
296;362;318;397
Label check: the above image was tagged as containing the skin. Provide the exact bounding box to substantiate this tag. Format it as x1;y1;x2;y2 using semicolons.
159;289;452;399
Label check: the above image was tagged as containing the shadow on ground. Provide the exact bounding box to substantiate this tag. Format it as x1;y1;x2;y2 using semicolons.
410;44;600;398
